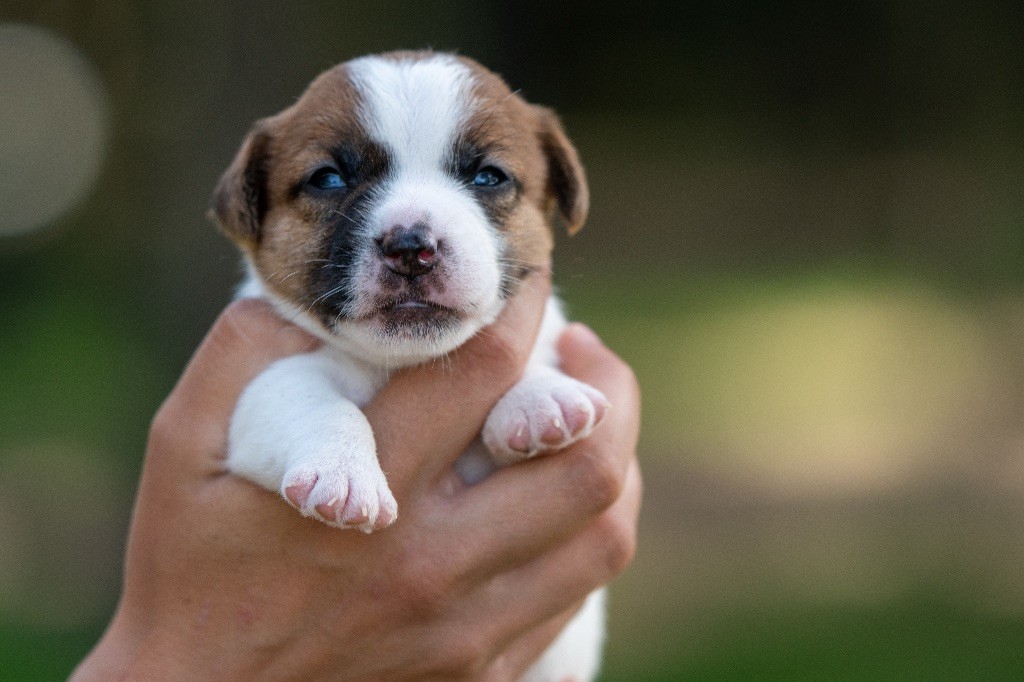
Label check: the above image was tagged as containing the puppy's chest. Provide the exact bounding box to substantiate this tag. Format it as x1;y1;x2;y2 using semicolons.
322;296;565;409
315;348;391;407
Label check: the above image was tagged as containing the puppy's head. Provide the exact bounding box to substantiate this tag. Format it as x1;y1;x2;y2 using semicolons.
212;51;587;366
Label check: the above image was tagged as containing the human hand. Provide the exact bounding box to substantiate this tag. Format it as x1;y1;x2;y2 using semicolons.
72;276;641;681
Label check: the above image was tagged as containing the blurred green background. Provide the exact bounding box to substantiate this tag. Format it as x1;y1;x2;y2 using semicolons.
3;1;1024;679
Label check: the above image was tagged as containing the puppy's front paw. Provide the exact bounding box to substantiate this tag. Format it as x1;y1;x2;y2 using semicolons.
483;372;609;465
281;461;398;533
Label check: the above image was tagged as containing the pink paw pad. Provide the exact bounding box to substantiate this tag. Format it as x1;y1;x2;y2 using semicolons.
483;373;610;465
540;418;566;445
343;503;371;526
314;495;345;523
284;476;317;509
279;464;398;533
558;400;594;435
376;504;397;528
508;415;531;452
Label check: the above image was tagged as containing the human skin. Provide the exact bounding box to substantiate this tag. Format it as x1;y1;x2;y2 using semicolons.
71;275;642;681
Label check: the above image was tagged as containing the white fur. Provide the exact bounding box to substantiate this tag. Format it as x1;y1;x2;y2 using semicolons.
521;590;606;682
332;54;506;368
227;350;397;532
227;55;609;680
330;174;505;368
348;54;475;179
482;363;608;465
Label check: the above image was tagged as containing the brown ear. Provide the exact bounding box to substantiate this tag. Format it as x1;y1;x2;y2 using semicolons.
210;123;272;244
535;106;589;235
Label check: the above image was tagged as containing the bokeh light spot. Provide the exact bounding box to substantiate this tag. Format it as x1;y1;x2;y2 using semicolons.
0;24;109;238
670;284;994;495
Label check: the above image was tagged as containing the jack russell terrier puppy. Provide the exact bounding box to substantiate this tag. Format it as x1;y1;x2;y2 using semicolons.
212;50;609;681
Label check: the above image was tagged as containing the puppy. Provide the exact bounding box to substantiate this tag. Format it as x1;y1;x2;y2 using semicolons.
212;51;609;681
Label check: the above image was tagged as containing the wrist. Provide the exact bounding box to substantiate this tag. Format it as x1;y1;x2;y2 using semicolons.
70;612;145;681
73;601;312;680
71;610;242;681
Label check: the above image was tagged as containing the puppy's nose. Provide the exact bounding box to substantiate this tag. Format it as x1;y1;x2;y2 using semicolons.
377;224;439;279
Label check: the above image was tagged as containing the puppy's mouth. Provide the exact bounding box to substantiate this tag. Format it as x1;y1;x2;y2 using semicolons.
380;297;446;312
358;295;464;331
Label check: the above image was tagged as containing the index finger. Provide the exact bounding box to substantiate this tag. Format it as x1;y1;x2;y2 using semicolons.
457;323;641;563
150;298;320;472
364;271;551;496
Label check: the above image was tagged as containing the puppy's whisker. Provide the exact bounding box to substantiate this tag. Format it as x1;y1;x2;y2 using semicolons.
497;258;537;268
348;206;373;222
300;282;351;319
327;205;373;225
263;268;290;282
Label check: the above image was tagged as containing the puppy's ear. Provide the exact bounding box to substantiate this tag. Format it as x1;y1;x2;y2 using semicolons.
210;123;272;244
535;106;589;235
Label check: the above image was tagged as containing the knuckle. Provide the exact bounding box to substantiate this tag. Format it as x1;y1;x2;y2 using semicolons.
394;556;454;620
436;634;490;679
610;360;642;411
148;402;184;453
623;364;641;403
398;576;448;619
479;658;519;682
214;299;316;358
214;299;272;347
222;297;271;325
147;400;221;463
570;448;624;513
598;512;638;578
219;298;262;331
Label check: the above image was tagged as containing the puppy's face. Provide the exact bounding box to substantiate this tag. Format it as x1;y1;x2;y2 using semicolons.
213;52;587;366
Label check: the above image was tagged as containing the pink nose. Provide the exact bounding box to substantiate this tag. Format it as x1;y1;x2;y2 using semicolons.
377;224;439;279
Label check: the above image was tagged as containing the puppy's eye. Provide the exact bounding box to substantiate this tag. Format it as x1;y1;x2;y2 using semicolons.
472;167;508;187
308;167;346;191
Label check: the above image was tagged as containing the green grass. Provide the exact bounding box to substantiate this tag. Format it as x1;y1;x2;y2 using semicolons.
556;265;993;469
0;621;100;681
601;597;1024;681
6;598;1023;680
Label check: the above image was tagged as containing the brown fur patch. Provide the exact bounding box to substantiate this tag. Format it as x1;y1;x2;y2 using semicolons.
213;62;372;306
456;55;587;272
212;51;589;314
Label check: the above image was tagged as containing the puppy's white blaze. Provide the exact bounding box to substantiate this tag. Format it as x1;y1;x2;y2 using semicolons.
348;54;475;179
340;55;506;366
363;178;503;312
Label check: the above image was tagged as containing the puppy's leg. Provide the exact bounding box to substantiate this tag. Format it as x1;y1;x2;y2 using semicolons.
227;352;397;532
482;364;609;465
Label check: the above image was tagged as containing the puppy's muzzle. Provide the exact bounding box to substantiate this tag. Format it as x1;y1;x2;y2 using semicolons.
376;223;439;280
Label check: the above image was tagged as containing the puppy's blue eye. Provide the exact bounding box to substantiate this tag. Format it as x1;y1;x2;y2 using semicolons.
309;168;345;190
472;167;508;187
